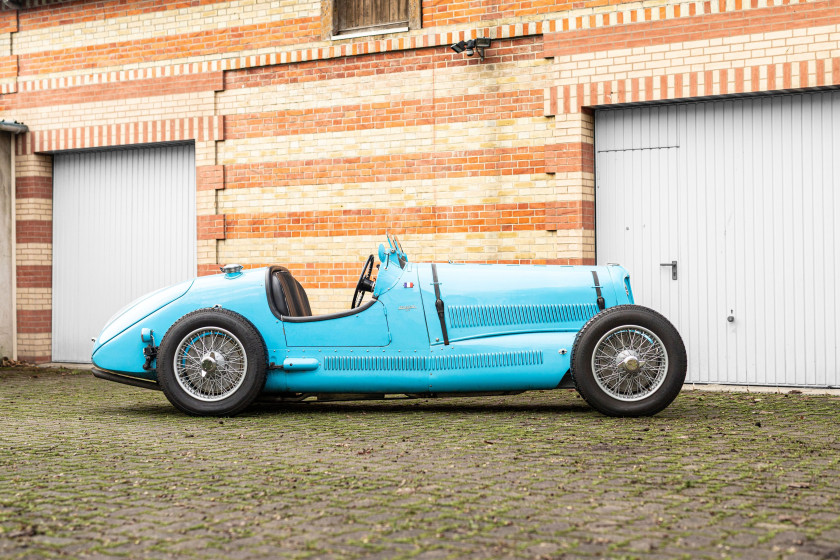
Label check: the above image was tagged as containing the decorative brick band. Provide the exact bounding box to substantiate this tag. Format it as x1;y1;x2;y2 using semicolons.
225;146;547;189
15;116;224;155
197;166;225;191
544;58;840;114
3;72;224;110
15;176;52;199
17;309;51;334
17;265;52;289
16;220;52;244
6;0;802;95
197;214;226;241
545;143;594;174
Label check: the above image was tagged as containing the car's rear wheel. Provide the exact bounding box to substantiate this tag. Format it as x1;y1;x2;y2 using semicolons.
157;309;267;416
571;305;686;416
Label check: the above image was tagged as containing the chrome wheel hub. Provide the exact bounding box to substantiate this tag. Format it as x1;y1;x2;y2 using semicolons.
591;325;668;402
174;327;247;402
200;351;226;378
616;350;643;373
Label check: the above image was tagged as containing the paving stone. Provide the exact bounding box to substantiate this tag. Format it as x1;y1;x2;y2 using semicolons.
1;368;840;559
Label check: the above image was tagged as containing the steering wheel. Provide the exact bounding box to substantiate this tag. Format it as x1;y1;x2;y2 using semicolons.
351;254;376;309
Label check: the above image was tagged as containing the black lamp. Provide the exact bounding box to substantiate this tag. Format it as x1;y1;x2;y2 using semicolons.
450;38;491;59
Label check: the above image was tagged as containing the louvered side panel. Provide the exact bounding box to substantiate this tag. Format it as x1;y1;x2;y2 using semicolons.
447;304;599;329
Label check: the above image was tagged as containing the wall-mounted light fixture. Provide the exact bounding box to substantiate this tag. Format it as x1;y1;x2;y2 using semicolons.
451;37;492;60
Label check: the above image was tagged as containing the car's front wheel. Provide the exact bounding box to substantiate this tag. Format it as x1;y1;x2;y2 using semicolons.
157;309;267;416
571;305;686;416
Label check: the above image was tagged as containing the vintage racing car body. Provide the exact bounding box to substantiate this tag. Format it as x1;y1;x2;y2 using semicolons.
92;237;687;416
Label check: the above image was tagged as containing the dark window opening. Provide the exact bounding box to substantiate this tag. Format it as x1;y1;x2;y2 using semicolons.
331;0;417;37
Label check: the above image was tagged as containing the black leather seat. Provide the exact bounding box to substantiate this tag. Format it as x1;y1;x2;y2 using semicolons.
269;267;312;318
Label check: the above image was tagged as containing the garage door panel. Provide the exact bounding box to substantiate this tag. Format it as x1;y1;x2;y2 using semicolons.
596;91;840;387
52;145;196;363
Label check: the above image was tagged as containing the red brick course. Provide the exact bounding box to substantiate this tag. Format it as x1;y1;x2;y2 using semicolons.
545;200;594;231
0;9;16;34
1;72;224;110
225;146;547;189
224;91;545;139
197;214;226;240
543;0;840;58
16;220;52;244
424;0;660;26
18;19;321;76
198;258;596;287
545;143;594;174
224;202;591;239
197;165;225;191
17;309;51;334
0;55;17;80
17;265;52;289
15;176;52;199
223;38;542;90
19;0;230;32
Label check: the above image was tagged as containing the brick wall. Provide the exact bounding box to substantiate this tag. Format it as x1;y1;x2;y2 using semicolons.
1;0;833;361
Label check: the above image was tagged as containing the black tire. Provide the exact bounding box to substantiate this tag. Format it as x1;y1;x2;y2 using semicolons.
157;308;267;416
571;305;686;417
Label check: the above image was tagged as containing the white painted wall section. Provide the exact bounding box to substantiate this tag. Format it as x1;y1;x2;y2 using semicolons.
0;134;13;360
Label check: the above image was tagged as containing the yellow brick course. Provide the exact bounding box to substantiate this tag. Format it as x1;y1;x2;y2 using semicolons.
16;243;51;266
16;332;50;358
218;118;551;164
552;24;839;88
12;0;319;55
12;92;216;132
16;288;51;311
218;230;592;266
218;175;556;214
15;198;51;220
14;154;52;177
217;59;551;115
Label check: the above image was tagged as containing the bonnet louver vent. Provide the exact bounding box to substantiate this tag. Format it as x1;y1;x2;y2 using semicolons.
447;303;599;329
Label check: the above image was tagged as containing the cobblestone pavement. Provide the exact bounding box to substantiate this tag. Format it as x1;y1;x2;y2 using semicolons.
1;368;839;559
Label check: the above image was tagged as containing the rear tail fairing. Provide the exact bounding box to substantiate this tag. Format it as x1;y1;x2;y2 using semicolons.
91;268;281;376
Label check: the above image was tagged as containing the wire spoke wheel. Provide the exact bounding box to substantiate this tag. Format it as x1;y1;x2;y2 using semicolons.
591;325;668;402
173;327;248;402
571;305;687;416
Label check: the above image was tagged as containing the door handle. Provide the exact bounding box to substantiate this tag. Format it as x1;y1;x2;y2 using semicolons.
660;260;677;280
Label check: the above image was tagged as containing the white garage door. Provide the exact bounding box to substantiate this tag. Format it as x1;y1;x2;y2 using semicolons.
52;144;196;362
595;92;840;387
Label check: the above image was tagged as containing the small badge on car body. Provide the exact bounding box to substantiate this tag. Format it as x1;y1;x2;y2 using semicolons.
403;282;414;288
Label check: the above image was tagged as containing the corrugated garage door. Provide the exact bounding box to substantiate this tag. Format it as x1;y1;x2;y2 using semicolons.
596;92;840;387
52;144;196;362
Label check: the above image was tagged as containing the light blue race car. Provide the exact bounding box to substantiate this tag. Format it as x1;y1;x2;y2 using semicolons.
92;235;687;417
